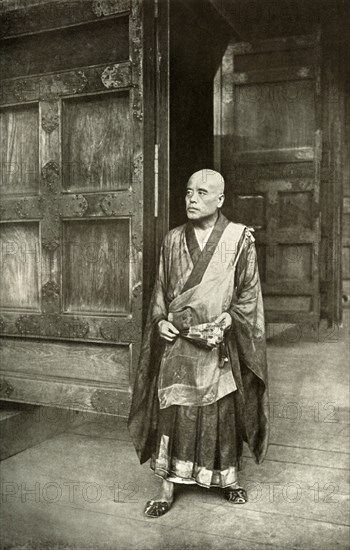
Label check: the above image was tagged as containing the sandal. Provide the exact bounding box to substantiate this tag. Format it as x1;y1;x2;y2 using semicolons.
224;487;248;504
144;499;172;518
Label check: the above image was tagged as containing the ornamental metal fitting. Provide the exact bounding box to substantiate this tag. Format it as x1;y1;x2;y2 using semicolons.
132;281;142;298
61;194;88;217
132;153;143;181
41;161;60;190
41;102;59;133
42;281;60;300
101;319;139;342
42;239;59;252
16;315;41;336
101;64;131;89
100;194;120;216
13;79;30;102
15;198;30;219
39;71;88;101
16;314;89;339
42;281;60;313
100;319;119;341
132;93;143;121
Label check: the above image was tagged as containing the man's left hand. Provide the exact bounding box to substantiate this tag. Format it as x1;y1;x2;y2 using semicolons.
214;312;232;331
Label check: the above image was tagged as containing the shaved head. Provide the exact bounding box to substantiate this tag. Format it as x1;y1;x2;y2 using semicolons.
188;169;225;194
185;169;225;226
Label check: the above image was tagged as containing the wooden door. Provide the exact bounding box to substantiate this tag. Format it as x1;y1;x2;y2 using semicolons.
0;0;144;416
215;34;322;325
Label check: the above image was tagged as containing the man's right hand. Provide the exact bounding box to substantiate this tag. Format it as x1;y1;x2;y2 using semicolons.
158;320;179;343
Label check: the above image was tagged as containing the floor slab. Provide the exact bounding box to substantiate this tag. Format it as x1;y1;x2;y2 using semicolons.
1;312;349;549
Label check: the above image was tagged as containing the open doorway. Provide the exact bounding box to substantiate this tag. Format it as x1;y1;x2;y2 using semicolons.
168;0;231;229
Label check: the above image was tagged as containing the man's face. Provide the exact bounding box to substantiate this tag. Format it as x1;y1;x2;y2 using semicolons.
185;173;224;221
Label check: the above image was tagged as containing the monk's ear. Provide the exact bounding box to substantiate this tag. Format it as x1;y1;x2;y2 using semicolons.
218;193;225;207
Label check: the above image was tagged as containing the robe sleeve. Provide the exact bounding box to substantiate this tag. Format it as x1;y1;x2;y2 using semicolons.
127;237;169;463
227;229;265;345
226;228;269;464
149;240;169;326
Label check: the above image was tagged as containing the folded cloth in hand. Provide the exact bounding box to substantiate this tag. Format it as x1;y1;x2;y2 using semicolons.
180;322;224;349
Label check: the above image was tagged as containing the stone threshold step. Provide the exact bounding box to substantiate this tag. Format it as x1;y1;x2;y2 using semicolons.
0;400;86;461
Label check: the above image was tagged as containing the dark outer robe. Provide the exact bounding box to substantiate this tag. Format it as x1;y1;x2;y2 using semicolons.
128;212;269;465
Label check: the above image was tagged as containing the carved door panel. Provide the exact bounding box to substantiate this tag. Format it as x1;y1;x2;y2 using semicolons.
0;0;144;415
215;34;322;325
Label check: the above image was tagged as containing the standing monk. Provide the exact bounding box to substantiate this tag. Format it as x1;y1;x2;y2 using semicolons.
128;169;269;517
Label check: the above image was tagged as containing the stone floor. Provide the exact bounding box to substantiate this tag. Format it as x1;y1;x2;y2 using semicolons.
1;312;349;550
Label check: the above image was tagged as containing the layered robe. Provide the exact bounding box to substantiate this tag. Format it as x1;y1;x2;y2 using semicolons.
128;211;269;486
